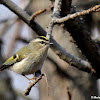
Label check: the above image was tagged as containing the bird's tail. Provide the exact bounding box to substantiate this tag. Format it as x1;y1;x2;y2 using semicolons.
0;65;8;71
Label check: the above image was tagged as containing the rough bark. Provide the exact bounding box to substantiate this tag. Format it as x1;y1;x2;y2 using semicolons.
61;0;100;78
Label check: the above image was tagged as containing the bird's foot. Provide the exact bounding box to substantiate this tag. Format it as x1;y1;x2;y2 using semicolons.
29;77;37;84
22;74;36;83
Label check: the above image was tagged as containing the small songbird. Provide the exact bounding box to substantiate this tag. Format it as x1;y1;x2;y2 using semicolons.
0;36;51;80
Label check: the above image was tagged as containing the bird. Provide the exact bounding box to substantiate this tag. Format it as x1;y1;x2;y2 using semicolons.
0;36;51;80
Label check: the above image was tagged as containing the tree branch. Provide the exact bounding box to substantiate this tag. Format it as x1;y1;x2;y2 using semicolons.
29;5;53;22
60;0;100;78
54;4;100;23
66;88;71;100
29;9;46;21
46;0;62;40
24;74;44;96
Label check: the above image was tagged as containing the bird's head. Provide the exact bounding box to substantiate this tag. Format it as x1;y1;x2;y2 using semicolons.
29;36;52;51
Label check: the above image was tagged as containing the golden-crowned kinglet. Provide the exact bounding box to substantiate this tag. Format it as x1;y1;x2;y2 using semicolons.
0;36;51;80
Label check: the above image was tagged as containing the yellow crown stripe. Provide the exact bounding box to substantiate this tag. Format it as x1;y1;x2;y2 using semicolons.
39;36;48;41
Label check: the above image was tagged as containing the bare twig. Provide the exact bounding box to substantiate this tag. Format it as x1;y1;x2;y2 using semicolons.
29;5;53;23
29;9;46;21
0;0;96;76
52;0;62;18
46;0;62;41
54;4;100;23
43;73;50;96
30;1;54;21
24;74;44;96
66;88;71;100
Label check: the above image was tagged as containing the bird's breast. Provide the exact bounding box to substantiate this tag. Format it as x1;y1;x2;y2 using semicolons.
9;51;47;75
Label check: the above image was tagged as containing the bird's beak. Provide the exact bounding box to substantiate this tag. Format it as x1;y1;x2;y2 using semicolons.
49;42;53;45
46;42;53;45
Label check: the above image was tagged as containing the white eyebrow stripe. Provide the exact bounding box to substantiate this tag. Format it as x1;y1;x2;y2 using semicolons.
35;39;46;42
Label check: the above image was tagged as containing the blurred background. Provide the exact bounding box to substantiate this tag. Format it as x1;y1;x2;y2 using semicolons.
0;0;100;100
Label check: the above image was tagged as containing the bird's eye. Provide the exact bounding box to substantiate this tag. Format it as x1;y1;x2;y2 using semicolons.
40;41;45;44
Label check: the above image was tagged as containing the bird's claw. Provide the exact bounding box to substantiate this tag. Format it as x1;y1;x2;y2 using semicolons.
29;77;36;84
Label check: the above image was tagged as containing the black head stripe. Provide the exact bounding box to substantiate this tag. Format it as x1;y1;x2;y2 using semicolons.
37;36;49;41
13;54;16;59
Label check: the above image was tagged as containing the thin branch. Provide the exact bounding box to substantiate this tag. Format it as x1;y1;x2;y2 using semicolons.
54;4;100;23
29;3;53;22
24;74;44;96
46;0;62;42
29;9;46;21
30;6;53;22
43;73;50;96
66;88;71;100
0;0;96;75
29;5;53;22
52;0;62;18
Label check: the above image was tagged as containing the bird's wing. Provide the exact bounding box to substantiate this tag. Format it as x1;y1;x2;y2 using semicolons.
0;54;26;71
0;45;30;71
